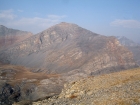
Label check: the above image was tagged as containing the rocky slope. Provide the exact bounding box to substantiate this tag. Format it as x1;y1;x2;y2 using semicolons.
0;22;137;75
0;64;88;104
32;68;140;105
0;64;63;105
116;36;140;66
0;25;32;50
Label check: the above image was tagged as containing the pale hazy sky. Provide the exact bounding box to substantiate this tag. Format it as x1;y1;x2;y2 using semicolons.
0;0;140;43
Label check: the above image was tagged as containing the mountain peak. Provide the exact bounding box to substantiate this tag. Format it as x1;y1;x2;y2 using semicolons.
50;22;78;29
59;22;71;25
0;25;7;30
39;22;98;41
0;25;5;27
59;22;76;25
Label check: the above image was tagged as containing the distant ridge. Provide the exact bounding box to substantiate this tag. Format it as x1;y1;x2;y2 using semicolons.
116;36;140;46
116;36;140;66
0;25;33;50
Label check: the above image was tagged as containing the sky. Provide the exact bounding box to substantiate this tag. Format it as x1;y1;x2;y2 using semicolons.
0;0;140;43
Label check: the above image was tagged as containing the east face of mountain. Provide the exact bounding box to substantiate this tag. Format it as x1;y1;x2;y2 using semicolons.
0;25;33;50
0;22;137;74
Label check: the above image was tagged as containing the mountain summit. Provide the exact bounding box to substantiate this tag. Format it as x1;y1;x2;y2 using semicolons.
0;22;137;74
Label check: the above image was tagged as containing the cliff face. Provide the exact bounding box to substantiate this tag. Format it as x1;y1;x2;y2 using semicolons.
0;22;137;74
0;25;32;50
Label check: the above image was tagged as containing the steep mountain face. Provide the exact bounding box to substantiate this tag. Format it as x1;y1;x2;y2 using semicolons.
0;25;32;50
116;36;140;66
0;22;137;74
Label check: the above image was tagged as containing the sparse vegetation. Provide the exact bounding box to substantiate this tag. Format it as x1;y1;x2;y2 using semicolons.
32;68;140;105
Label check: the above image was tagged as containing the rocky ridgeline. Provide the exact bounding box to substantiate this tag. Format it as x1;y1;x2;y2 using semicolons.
0;22;137;75
32;68;140;105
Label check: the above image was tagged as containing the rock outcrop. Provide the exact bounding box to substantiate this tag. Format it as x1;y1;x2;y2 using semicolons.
0;22;137;75
0;64;64;104
0;25;32;50
0;64;88;104
32;68;140;105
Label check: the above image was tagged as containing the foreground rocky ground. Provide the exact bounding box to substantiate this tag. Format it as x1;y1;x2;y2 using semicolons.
31;68;140;105
0;64;88;105
1;64;140;105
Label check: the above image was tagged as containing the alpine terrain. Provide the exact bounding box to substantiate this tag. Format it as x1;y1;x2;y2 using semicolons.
0;22;137;74
0;22;139;104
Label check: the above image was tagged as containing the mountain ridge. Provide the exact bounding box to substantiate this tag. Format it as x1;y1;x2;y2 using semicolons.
0;22;137;74
0;25;33;50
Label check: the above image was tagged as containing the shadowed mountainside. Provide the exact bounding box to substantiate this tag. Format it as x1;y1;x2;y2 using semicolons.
0;63;88;104
0;64;62;104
